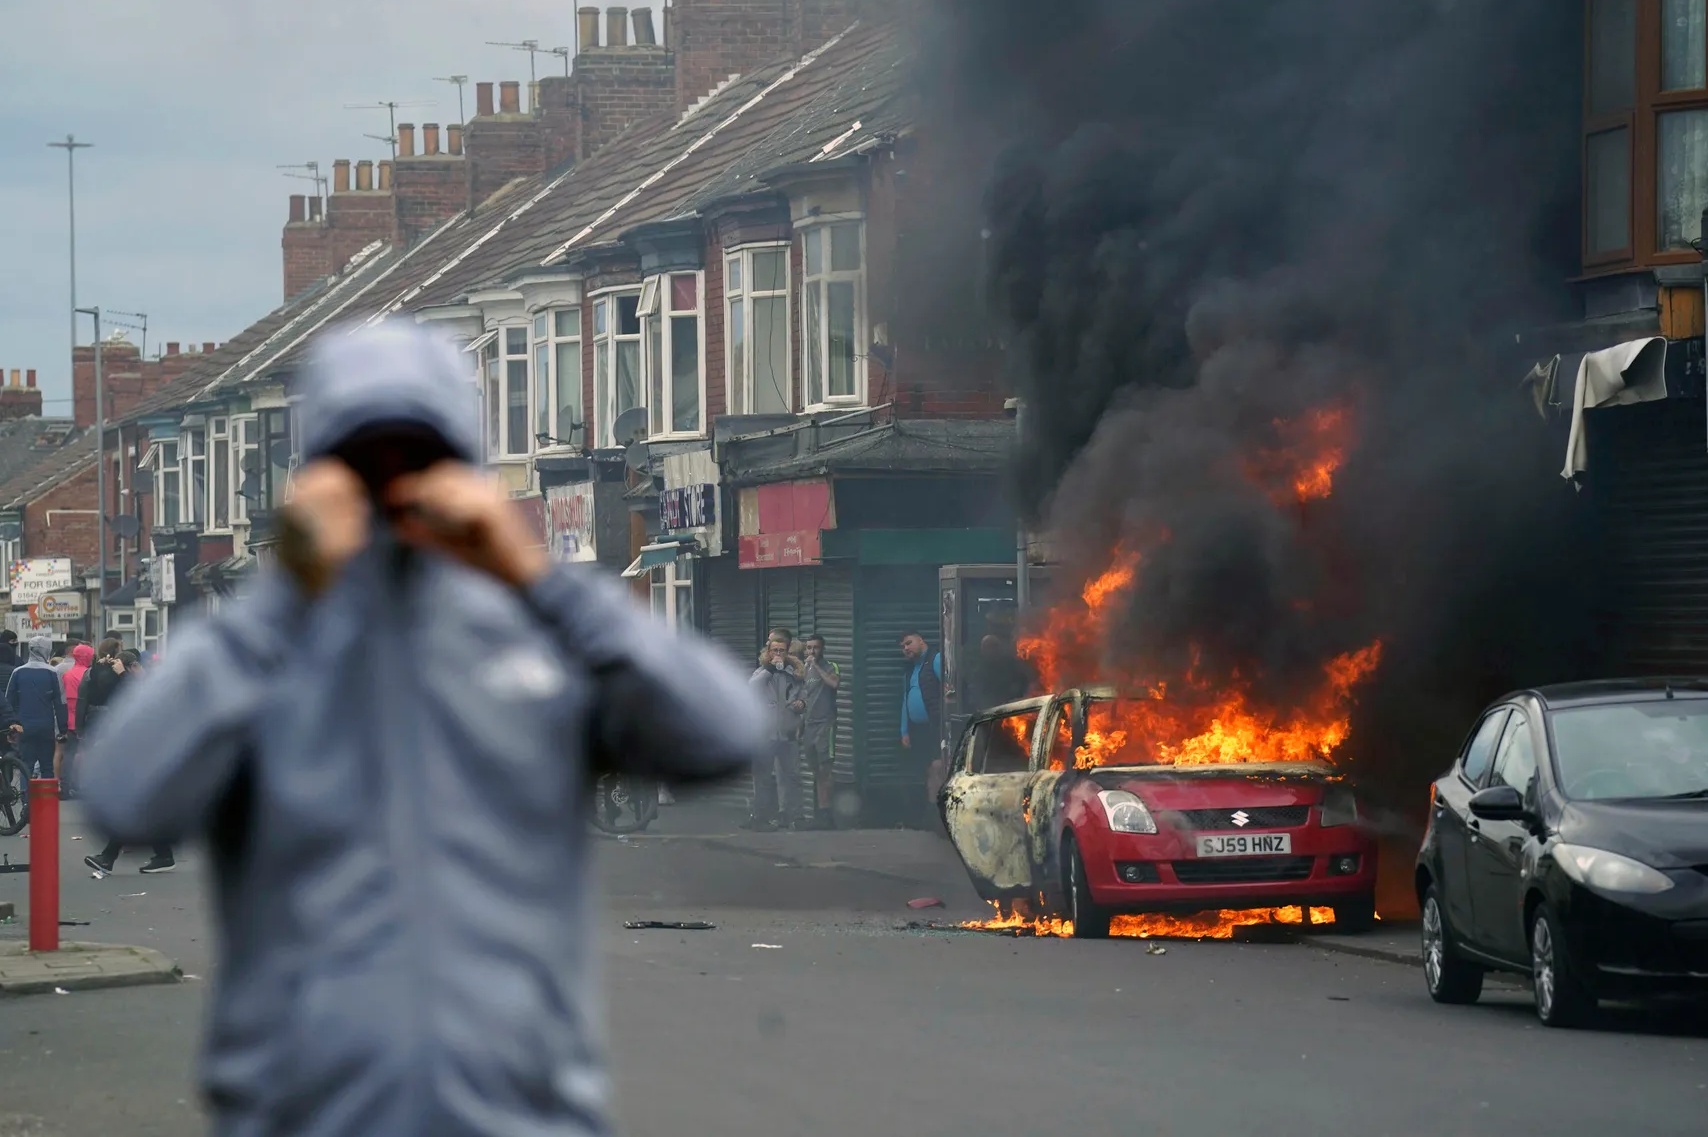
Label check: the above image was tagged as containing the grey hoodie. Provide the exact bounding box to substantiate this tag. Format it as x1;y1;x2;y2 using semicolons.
79;320;767;1137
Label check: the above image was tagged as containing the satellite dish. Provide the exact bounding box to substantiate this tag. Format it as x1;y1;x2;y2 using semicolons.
132;469;154;495
624;441;652;475
111;516;141;540
240;451;262;477
269;439;295;466
238;474;260;501
612;407;649;449
0;521;20;542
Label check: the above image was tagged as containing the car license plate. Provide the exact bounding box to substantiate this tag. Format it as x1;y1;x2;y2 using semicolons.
1196;833;1292;857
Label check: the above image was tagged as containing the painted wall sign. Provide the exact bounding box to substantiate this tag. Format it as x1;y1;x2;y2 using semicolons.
739;530;823;569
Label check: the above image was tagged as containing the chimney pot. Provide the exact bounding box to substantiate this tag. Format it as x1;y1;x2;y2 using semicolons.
377;160;393;190
476;81;495;117
397;123;415;157
447;123;464;155
166;342;180;356
607;6;629;47
26;370;37;390
355;160;374;191
203;342;216;354
8;370;18;388
308;195;323;221
499;81;521;114
632;7;657;46
288;194;306;222
579;7;601;51
662;2;671;48
423;123;441;155
332;159;352;193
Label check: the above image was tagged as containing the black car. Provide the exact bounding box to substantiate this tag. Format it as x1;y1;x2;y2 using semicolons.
1416;680;1708;1027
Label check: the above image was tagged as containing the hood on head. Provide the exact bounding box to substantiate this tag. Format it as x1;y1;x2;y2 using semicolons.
28;634;52;663
296;320;481;464
72;644;94;666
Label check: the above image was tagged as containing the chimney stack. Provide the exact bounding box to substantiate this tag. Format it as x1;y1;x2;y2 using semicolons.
579;7;601;51
355;160;374;191
166;342;180;356
476;81;495;117
608;7;629;47
423;123;441;155
332;159;352;193
289;194;306;222
397;123;416;157
447;123;464;155
377;160;393;190
25;370;35;389
499;81;521;114
632;8;657;46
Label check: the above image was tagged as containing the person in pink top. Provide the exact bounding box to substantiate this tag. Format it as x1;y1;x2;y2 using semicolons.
62;641;94;796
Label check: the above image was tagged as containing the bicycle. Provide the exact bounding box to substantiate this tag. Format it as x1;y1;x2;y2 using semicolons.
591;773;659;836
0;750;29;837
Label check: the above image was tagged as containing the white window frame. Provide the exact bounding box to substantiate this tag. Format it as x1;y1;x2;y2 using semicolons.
725;244;792;416
643;270;706;440
479;339;500;463
232;415;259;524
497;324;532;459
181;427;208;529
591;288;644;448
800;219;868;410
154;439;182;529
533;307;585;449
649;559;695;629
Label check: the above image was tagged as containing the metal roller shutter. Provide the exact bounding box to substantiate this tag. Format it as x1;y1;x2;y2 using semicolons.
1591;397;1708;674
854;564;942;825
808;568;857;793
690;556;761;810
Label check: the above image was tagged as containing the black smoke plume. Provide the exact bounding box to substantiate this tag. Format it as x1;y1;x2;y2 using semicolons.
926;0;1594;804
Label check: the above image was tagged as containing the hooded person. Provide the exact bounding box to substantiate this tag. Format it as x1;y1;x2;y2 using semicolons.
78;320;767;1137
5;632;66;779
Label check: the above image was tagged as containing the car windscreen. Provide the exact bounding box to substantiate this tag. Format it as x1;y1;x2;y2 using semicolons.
1549;700;1708;801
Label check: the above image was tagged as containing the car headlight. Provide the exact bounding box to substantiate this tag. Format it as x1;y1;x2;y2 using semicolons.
1551;843;1674;895
1320;785;1358;828
1097;790;1157;835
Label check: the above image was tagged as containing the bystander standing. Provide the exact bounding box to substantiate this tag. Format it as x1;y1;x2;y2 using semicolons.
5;632;65;779
899;631;945;818
800;634;842;828
745;627;804;830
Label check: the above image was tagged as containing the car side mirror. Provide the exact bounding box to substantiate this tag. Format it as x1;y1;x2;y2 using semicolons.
1468;785;1531;824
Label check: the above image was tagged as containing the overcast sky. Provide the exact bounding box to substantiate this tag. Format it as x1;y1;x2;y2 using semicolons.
1;0;575;415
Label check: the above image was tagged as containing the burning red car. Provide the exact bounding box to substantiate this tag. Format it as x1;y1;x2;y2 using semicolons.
940;689;1379;938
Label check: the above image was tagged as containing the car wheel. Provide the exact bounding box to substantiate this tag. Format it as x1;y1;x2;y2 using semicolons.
1421;886;1483;1005
1064;835;1112;939
1332;893;1378;934
1531;904;1596;1028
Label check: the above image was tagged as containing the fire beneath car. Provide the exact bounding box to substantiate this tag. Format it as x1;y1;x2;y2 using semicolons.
963;901;1340;939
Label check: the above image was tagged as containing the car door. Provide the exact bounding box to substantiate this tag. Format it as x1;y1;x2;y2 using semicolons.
1468;707;1542;965
1433;708;1507;941
941;705;1045;901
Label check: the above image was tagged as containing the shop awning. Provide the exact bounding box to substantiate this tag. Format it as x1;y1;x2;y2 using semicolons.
621;540;694;579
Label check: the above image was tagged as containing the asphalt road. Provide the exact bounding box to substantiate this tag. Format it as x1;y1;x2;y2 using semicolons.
1;804;1705;1137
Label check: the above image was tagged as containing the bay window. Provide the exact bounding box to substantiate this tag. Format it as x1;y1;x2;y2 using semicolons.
642;272;705;438
593;291;643;447
1583;0;1708;267
183;427;207;528
257;407;293;514
502;326;529;456
210;416;232;530
801;221;866;407
534;308;585;448
233;415;260;523
154;439;182;528
725;246;791;415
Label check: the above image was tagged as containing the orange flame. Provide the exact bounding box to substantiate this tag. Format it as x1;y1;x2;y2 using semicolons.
963;902;1338;939
1017;403;1380;772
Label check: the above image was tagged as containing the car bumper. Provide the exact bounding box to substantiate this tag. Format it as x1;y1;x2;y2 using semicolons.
1559;879;1708;993
1082;828;1377;911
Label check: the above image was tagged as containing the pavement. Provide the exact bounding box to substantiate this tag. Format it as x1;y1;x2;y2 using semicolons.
1;800;1705;1137
0;941;178;996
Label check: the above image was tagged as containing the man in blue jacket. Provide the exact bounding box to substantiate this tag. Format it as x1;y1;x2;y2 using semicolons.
79;321;766;1137
6;632;65;778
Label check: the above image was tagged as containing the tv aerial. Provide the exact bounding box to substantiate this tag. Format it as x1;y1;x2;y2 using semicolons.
277;160;328;205
343;100;435;157
549;46;572;76
433;76;469;124
487;39;545;85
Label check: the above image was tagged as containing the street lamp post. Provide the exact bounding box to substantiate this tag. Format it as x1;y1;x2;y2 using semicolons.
47;136;93;371
75;307;104;608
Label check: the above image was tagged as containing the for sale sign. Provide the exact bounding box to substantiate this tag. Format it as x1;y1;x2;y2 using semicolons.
9;558;73;606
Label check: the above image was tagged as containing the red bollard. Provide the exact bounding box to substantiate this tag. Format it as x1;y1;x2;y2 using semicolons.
28;779;59;953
